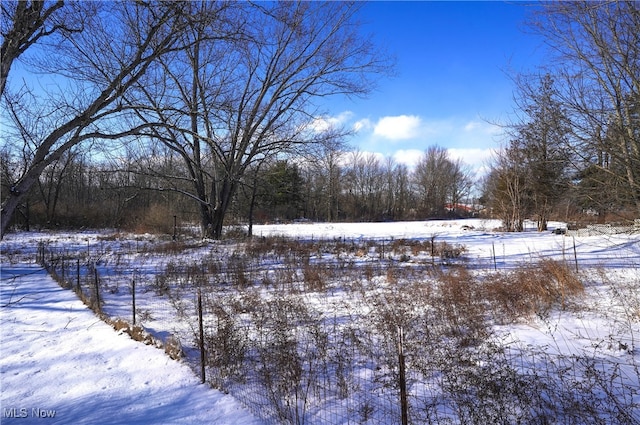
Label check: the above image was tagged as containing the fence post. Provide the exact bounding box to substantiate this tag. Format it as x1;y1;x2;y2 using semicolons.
132;278;136;325
572;236;578;273
37;242;43;265
492;241;497;271
94;264;101;312
198;288;206;384
398;326;408;425
173;215;177;241
76;259;80;293
430;235;436;265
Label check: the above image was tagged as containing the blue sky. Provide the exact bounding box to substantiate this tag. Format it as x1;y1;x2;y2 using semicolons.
325;1;546;172
4;1;544;177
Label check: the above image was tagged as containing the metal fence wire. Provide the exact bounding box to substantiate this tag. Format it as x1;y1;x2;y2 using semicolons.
37;239;640;425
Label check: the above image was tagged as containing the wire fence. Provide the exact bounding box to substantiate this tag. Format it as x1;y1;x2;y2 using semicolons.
35;236;640;425
566;221;640;237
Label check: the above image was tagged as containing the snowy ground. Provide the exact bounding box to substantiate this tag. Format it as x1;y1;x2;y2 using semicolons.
1;218;639;424
0;264;261;424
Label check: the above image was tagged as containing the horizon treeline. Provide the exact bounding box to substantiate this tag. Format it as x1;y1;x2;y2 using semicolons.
2;141;636;234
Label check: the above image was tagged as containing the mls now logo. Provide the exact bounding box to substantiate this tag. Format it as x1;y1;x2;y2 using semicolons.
4;407;57;418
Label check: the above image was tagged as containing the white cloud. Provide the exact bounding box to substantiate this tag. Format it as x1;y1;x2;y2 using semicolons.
464;121;482;132
309;111;354;133
464;120;502;135
353;118;373;133
448;148;496;174
393;149;424;169
341;112;504;177
388;147;496;176
373;115;423;140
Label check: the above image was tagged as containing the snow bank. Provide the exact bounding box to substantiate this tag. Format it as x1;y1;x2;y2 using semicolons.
0;264;261;425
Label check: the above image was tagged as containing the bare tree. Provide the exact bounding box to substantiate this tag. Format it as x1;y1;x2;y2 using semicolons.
529;1;640;217
0;1;197;238
447;157;475;217
343;151;385;221
300;139;345;222
0;0;71;96
381;157;411;221
35;148;78;225
127;2;389;238
484;146;530;232
413;146;471;218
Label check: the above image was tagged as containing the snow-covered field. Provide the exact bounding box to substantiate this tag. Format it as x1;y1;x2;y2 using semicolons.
1;219;639;424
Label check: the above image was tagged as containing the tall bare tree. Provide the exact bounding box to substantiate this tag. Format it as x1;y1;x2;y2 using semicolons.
0;1;197;238
301;139;345;222
484;146;531;232
413;146;472;218
129;2;389;238
529;1;640;217
381;157;411;221
343;151;385;221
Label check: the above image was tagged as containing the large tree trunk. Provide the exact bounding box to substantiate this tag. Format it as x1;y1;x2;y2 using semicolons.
209;178;237;240
1;171;41;239
198;202;213;240
1;193;21;239
247;177;259;239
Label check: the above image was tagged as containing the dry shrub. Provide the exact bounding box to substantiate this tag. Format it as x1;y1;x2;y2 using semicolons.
227;254;250;289
389;238;434;260
143;240;193;255
164;335;184;360
131;203;175;234
435;241;466;259
153;273;171;296
385;266;398;285
389;238;409;256
363;263;375;281
302;260;325;292
485;259;584;323
436;267;488;345
537;258;584;306
204;301;247;382
482;273;524;324
410;240;431;256
245;235;307;261
109;318;182;360
186;262;209;287
109;318;158;346
244;237;274;258
247;295;326;423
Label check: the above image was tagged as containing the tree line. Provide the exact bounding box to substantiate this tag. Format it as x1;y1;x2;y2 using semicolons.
2;1;638;238
1;144;477;233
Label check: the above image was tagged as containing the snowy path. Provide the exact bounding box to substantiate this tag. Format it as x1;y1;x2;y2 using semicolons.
0;263;261;425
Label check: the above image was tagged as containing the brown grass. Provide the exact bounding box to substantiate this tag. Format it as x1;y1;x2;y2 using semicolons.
484;259;584;323
108;318;158;346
